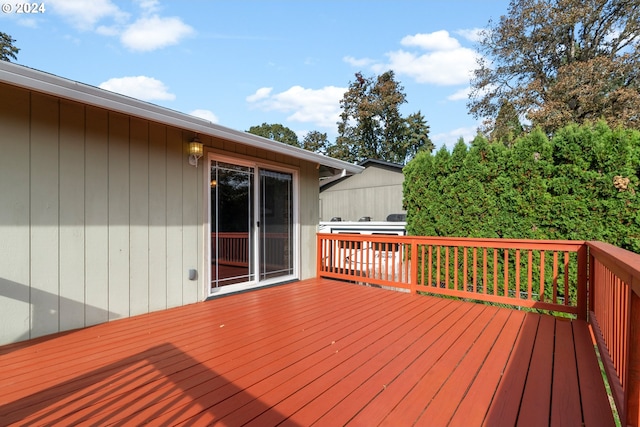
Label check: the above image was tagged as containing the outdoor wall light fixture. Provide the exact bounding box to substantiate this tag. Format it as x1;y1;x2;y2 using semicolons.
188;135;204;167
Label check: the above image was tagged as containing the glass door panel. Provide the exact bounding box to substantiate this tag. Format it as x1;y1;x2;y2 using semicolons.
211;161;254;289
259;169;293;281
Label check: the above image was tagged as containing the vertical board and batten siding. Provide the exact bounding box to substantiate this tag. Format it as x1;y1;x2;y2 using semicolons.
84;106;110;327
108;112;131;320
0;82;319;345
129;117;150;317
59;99;86;331
30;92;60;338
148;122;168;312
166;126;185;309
320;164;404;221
0;84;30;343
181;126;200;307
299;160;320;277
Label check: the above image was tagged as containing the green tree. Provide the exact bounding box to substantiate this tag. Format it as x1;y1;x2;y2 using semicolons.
490;100;523;147
332;71;433;164
403;111;434;159
404;121;640;253
469;0;640;134
247;123;300;147
0;32;19;62
301;130;329;154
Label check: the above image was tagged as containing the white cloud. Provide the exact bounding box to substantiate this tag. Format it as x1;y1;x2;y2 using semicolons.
455;28;485;43
401;30;461;51
135;0;161;14
95;25;120;36
98;76;175;101
47;0;193;52
304;57;318;66
17;18;39;28
432;125;479;150
246;87;273;103
47;0;128;30
343;55;375;68
247;85;346;129
121;15;194;51
189;109;219;123
382;47;478;85
347;30;481;87
447;87;471;101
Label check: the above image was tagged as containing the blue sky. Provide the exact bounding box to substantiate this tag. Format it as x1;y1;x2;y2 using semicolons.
1;0;511;150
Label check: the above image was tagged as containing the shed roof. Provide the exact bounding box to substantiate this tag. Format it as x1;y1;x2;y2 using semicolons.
358;158;404;170
0;61;363;176
320;157;404;190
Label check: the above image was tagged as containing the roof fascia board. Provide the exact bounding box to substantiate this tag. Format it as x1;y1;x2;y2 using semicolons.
0;62;363;175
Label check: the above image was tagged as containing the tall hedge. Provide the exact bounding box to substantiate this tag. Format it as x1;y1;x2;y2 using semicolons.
403;122;640;253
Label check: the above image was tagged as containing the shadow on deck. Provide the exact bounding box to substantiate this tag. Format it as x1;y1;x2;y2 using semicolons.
0;278;614;426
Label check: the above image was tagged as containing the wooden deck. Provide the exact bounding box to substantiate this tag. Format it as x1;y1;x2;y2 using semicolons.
0;278;615;426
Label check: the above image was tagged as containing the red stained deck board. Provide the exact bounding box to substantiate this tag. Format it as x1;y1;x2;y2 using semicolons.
415;308;514;426
210;294;443;427
550;319;582;427
347;303;493;427
129;287;426;426
325;300;475;427
1;284;370;424
0;278;615;427
274;298;464;427
448;309;526;427
573;321;616;427
1;281;329;393
482;313;540;427
70;284;406;426
517;314;556;427
2;280;370;424
376;305;499;427
255;298;459;427
93;286;398;425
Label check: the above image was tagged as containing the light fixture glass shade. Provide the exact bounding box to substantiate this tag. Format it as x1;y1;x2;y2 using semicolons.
189;141;203;156
188;138;204;167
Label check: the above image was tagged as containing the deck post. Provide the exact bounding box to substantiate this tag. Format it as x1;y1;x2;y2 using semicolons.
577;244;588;321
628;290;640;427
316;233;322;278
588;248;595;320
410;239;418;295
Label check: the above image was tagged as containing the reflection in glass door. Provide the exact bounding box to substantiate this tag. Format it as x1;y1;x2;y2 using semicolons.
259;169;293;281
210;162;254;288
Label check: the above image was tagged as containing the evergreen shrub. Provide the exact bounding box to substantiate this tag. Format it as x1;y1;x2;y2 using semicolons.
403;122;640;253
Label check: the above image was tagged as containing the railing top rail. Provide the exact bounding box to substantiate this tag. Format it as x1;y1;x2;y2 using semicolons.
588;241;640;296
317;233;586;251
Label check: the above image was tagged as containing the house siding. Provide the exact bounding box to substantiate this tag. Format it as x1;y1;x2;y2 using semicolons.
0;82;319;345
1;84;31;344
299;160;320;278
320;164;404;222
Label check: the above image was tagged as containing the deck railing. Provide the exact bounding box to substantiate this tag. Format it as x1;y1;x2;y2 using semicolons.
212;232;289;269
212;232;249;267
317;233;587;316
587;241;640;427
316;233;640;426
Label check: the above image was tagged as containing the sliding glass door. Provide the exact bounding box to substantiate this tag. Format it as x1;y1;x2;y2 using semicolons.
210;158;295;294
259;169;294;281
210;162;254;287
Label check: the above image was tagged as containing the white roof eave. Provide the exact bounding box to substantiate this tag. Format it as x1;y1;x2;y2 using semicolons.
0;61;364;175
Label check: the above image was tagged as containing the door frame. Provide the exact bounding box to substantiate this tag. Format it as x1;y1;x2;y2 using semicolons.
204;151;300;297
